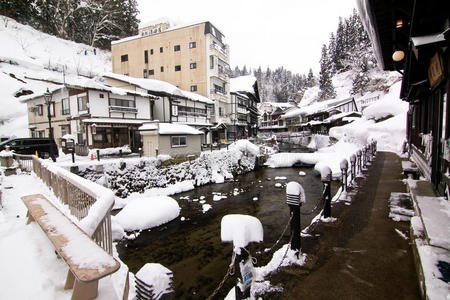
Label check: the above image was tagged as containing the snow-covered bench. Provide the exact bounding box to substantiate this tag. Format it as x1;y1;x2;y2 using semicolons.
21;194;120;300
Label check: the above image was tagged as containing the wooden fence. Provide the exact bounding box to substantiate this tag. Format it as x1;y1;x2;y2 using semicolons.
14;153;113;255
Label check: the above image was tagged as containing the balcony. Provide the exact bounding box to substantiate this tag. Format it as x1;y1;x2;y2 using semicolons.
109;106;138;114
210;43;229;58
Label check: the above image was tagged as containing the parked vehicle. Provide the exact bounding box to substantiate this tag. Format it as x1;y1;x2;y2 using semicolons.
0;138;58;158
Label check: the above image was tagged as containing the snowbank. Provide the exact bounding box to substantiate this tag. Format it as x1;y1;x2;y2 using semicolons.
114;196;180;232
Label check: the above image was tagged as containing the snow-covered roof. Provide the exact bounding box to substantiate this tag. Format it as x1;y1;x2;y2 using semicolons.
260;102;293;109
113;20;216;45
323;111;362;123
20;75;151;102
139;122;203;135
230;75;257;94
284;97;355;119
103;73;214;104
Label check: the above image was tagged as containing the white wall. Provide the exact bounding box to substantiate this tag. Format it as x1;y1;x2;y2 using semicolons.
88;90;109;117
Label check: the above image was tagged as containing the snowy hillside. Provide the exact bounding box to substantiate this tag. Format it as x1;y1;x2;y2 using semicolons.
0;17;112;138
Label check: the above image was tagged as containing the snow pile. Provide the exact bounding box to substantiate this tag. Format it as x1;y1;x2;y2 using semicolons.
228;139;260;156
230;75;257;94
255;244;307;279
329;81;408;153
307;134;330;150
135;263;173;300
114;195;180;232
221;214;263;251
89;145;132;157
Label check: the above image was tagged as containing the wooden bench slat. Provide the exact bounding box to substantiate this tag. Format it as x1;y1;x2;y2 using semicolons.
21;194;120;283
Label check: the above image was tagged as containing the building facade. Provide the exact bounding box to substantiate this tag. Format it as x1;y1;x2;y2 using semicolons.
22;81;154;151
111;21;231;132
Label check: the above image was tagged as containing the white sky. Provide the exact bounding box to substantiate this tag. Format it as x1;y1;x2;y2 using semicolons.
136;0;357;76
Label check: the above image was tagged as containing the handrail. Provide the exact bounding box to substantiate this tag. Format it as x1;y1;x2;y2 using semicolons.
13;154;114;255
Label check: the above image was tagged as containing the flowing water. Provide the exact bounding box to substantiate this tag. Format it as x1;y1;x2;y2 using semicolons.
116;167;338;299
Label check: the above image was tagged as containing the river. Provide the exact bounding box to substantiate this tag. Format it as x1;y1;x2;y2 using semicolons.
116;166;338;299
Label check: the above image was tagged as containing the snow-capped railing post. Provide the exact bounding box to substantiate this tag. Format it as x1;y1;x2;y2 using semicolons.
372;140;377;157
221;215;263;300
357;149;362;175
340;159;348;193
286;182;306;256
350;154;356;183
321;166;332;218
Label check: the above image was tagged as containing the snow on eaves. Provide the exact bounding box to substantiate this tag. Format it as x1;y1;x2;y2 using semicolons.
103;72;214;104
139;122;203;135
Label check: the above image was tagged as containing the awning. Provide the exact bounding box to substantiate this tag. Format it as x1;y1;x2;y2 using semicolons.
411;32;446;48
81;118;146;125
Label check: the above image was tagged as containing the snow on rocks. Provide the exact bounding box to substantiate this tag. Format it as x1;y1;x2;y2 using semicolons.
221;214;263;252
298;171;306;176
202;204;212;213
213;194;227;201
114;196;180;232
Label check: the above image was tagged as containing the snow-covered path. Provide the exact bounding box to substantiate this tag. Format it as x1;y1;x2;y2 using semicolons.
0;174;118;299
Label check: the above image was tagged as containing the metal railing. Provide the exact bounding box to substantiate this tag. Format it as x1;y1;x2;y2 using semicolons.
15;154;113;255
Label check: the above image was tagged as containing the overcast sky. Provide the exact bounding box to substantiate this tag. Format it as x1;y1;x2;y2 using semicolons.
136;0;357;76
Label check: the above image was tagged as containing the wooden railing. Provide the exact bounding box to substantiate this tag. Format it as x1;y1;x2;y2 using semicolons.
15;154;113;255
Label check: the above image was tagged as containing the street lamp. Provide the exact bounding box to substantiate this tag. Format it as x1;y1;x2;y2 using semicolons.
44;88;53;139
44;88;56;161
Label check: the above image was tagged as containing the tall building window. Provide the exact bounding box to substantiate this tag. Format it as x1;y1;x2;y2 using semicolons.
161;66;164;72
189;42;196;48
61;98;70;115
210;55;214;69
149;69;154;75
175;65;181;72
143;69;148;78
160;47;163;53
78;96;88;111
174;45;180;51
150;49;154;55
190;85;197;92
144;50;148;63
190;62;197;69
121;54;128;62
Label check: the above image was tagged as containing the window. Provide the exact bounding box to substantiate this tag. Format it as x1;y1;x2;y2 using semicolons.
190;62;197;69
190;85;197;92
161;66;164;72
143;69;148;78
36;104;43;116
189;41;196;48
78;96;88;111
38;130;45;138
110;98;135;107
214;84;225;94
175;65;181;72
150;49;154;55
149;69;154;75
160;47;163;53
210;55;214;69
172;105;178;116
61;125;70;137
99;93;104;99
171;136;186;147
219;107;224;116
174;45;180;51
49;102;55;117
121;54;128;62
61;98;70;115
144;50;148;63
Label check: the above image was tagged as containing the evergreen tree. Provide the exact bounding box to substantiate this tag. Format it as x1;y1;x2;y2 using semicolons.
306;68;315;87
0;0;36;25
318;44;336;100
334;17;346;72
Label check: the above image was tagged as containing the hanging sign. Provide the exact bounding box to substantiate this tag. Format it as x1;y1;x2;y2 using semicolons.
239;257;254;291
428;52;444;89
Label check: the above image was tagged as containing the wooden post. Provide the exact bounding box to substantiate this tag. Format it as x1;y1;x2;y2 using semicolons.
340;158;348;193
321;166;332;218
286;181;305;256
357;149;362;175
234;248;250;300
97;149;100;161
350;154;356;183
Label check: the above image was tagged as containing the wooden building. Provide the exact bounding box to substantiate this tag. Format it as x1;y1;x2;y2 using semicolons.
359;0;449;195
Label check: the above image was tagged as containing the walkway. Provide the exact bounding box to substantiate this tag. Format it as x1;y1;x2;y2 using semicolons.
280;152;421;299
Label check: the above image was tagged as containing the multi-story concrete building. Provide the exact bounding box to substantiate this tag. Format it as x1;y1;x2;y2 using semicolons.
111;21;231;139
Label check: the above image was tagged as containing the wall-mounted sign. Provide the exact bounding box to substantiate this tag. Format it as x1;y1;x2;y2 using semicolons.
428;52;444;89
